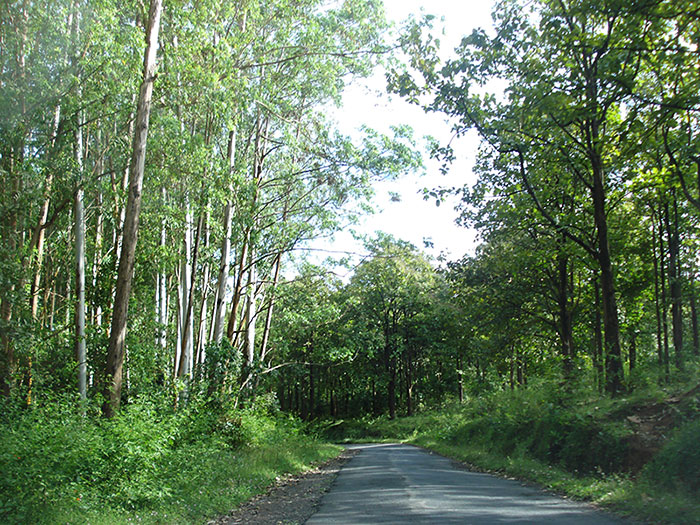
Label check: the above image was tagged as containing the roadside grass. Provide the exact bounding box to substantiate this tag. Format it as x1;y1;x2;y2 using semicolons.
0;396;341;525
314;378;700;525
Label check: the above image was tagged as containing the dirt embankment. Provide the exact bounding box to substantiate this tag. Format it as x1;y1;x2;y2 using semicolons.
620;384;700;473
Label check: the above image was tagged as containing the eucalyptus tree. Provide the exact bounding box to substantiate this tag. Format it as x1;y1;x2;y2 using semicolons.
102;0;163;417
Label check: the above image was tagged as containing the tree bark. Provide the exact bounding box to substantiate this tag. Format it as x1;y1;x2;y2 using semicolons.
665;197;683;370
259;252;282;363
591;152;623;395
651;210;664;367
690;275;699;356
593;277;604;392
658;209;670;381
195;211;211;366
102;0;162;417
557;246;574;380
213;129;236;343
244;255;257;368
74;107;87;405
178;203;199;379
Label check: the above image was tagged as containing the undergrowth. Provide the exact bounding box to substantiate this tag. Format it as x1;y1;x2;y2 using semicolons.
0;394;340;524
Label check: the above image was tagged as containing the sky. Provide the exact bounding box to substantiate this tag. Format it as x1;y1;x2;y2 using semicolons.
304;0;497;272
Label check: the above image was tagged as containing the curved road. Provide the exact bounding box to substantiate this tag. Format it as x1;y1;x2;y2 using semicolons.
305;443;627;524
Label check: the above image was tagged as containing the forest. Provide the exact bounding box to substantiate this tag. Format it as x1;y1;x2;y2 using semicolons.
1;0;700;523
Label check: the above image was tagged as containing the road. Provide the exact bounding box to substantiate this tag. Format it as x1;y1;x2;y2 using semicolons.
305;443;627;524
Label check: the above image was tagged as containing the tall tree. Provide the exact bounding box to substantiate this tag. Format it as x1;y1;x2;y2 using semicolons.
102;0;163;417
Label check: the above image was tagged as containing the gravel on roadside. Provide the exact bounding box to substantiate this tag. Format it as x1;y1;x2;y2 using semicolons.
209;447;357;525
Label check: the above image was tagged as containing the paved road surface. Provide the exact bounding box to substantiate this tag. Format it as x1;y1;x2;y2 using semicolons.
305;443;626;524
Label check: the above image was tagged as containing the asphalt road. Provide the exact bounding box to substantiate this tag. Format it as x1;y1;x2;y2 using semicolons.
305;443;627;524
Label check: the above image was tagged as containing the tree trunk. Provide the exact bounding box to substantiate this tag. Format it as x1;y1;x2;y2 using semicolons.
651;210;664;367
591;154;623;395
157;187;167;351
593;277;604;392
658;209;670;381
91;132;105;328
29;103;62;320
213;129;236;344
557;247;574;380
226;235;248;343
665;197;683;370
308;362;314;420
259;252;281;363
245;254;257;369
690;275;699;356
405;350;413;416
74;106;87;405
629;331;637;373
457;355;464;403
178;204;201;380
102;0;162;418
195;211;211;366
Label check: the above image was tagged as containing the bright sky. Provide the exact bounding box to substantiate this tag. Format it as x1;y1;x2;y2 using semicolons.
305;0;496;271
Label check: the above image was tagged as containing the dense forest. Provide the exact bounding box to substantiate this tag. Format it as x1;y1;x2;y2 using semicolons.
2;0;700;523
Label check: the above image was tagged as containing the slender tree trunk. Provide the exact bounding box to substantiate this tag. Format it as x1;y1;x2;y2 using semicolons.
629;331;637;373
226;235;248;343
666;197;683;370
593;277;604;392
457;355;464;402
259;252;281;363
651;211;664;367
517;348;525;386
227;115;266;347
244;256;257;369
178;204;200;379
92;135;105;328
557;247;574;380
74;105;87;405
690;274;699;356
213;130;236;344
308;361;314;420
405;350;413;416
195;212;211;366
658;209;670;382
157;187;167;351
29;104;62;320
102;0;162;417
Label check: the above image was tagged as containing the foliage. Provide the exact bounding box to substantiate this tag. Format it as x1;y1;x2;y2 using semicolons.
0;395;338;524
643;418;700;496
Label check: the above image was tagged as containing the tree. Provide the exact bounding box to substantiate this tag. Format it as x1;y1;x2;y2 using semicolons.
102;0;162;417
391;0;679;394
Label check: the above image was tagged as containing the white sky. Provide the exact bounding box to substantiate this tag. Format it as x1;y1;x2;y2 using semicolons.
304;0;497;272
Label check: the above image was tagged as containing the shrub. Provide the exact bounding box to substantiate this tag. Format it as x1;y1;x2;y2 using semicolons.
643;419;700;496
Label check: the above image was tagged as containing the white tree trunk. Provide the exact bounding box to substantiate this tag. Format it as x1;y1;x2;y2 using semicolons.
74;109;87;404
196;211;211;366
245;255;257;368
177;199;193;378
157;186;167;350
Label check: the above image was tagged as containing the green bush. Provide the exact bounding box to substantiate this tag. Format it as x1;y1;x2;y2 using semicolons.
0;393;336;524
643;419;700;495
